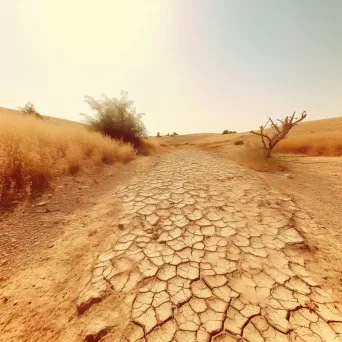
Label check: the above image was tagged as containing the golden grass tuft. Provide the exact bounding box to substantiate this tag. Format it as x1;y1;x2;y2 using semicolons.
234;139;244;146
236;145;286;172
0;110;136;203
136;138;159;156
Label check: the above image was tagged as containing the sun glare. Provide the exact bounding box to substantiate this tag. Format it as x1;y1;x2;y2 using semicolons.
34;0;153;58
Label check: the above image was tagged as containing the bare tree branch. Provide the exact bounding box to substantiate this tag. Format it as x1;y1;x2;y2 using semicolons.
269;117;280;133
251;111;307;158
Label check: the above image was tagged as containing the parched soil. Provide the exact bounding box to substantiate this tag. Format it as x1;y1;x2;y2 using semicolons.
260;156;342;306
1;149;342;342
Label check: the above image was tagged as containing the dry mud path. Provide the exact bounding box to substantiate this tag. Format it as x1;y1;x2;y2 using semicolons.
77;149;342;342
2;149;342;342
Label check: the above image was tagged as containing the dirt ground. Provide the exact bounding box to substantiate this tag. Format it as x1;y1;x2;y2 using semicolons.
1;145;342;342
261;156;342;304
190;136;342;305
0;154;159;341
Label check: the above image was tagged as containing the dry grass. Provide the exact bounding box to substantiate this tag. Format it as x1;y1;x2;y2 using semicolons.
183;117;342;157
234;139;244;146
236;145;286;172
137;138;159;156
276;131;342;156
0;109;136;203
255;117;342;156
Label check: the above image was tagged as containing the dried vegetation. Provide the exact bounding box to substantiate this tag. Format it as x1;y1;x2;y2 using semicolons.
0;109;137;204
251;111;307;157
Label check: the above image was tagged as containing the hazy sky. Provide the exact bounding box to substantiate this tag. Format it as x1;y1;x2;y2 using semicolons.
1;0;341;135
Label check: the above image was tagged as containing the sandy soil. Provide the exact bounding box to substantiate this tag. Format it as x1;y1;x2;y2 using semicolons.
261;156;342;304
0;154;159;341
191;136;342;305
1;147;341;342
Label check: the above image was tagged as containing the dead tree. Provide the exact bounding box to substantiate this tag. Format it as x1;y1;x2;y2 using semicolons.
251;111;307;158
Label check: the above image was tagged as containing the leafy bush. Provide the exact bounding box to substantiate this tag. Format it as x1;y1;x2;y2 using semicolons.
18;102;42;120
82;91;147;147
173;132;179;136
222;129;236;135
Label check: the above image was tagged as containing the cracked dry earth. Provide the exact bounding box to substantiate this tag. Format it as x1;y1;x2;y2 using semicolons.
77;150;342;342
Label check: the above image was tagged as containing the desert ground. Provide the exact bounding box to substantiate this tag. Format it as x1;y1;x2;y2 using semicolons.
1;115;342;342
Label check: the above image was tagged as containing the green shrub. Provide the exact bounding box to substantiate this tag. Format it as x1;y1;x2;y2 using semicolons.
222;129;236;135
173;132;179;136
82;91;147;147
18;102;42;120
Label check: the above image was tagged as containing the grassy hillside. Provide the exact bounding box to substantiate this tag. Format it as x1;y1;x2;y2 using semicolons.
160;117;342;157
0;107;136;204
275;117;342;156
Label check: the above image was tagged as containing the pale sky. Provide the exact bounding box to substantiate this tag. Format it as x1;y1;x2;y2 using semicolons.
1;0;341;135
